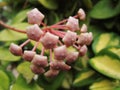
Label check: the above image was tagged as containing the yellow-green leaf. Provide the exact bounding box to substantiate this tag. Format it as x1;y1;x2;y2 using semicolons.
0;23;30;41
0;47;20;61
11;75;43;90
38;0;58;10
0;70;10;90
17;62;34;83
90;0;120;19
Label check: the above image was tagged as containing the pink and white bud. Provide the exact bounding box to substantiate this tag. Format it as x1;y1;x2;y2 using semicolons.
80;24;87;33
44;69;59;78
22;51;36;62
32;55;48;67
9;43;22;56
86;32;93;45
50;61;71;71
77;32;93;45
26;24;43;41
27;8;45;25
66;52;79;64
78;8;86;20
54;45;67;60
30;64;45;74
79;45;88;56
40;32;59;49
62;31;77;47
66;16;79;31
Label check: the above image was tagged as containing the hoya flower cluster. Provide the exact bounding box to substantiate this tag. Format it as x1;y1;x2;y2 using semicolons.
9;8;93;77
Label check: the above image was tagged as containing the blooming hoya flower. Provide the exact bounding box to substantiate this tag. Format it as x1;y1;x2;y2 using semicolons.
54;45;67;60
22;51;36;62
26;24;43;41
9;43;22;56
62;31;77;46
66;16;79;31
27;8;45;25
31;55;48;67
3;8;93;78
78;8;86;20
40;32;59;49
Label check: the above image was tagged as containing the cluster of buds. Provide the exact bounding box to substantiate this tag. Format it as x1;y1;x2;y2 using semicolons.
9;8;93;77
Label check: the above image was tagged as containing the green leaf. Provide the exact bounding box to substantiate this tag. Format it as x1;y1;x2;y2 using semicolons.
90;0;120;19
89;54;120;80
89;79;116;90
45;11;60;25
0;23;29;41
37;72;65;90
11;75;43;90
38;0;58;10
92;33;120;54
12;9;29;24
73;69;96;87
0;47;20;61
0;70;10;90
17;62;34;83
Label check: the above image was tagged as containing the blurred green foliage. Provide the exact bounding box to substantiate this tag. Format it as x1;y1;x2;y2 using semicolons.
0;0;120;90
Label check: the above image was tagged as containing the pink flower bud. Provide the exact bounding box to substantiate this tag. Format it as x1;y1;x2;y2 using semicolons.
9;43;22;56
78;8;86;20
22;51;36;62
44;69;59;78
50;61;71;71
26;24;43;41
66;16;79;31
30;64;45;74
77;32;93;45
80;24;87;33
31;55;48;67
40;32;59;49
86;32;93;45
79;45;88;56
27;8;45;25
54;45;67;60
62;31;77;46
66;52;79;64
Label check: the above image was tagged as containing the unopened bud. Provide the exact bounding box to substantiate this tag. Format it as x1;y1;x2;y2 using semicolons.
77;32;93;45
44;69;59;78
78;8;86;20
9;43;22;56
27;8;45;25
66;16;79;31
62;31;77;47
26;24;43;41
22;51;36;62
86;32;93;45
30;64;45;74
66;52;79;64
79;45;87;56
80;24;87;33
50;61;71;71
40;32;59;49
32;55;48;67
54;45;67;60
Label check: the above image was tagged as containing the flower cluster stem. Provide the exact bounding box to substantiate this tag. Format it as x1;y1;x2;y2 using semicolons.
0;20;26;34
